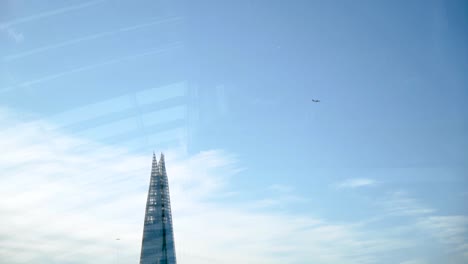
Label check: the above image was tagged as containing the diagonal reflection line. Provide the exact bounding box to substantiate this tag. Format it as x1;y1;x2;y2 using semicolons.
0;42;183;94
130;138;182;154
60;96;186;133
0;0;107;27
101;119;185;145
119;16;183;32
3;16;183;62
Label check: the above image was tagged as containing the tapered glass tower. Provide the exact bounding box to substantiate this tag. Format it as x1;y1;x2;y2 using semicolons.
140;153;177;264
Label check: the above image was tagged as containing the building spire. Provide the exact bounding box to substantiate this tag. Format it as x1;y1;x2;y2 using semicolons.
152;151;158;168
159;152;165;164
140;152;177;264
158;152;165;174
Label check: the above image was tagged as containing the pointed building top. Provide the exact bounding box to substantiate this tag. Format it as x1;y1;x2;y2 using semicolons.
140;151;176;263
152;151;158;167
159;152;165;164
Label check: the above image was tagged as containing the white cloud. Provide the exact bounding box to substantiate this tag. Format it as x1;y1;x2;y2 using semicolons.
378;191;468;262
1;108;392;264
0;24;24;43
417;216;468;255
337;178;376;189
381;191;435;216
0;108;465;264
250;184;307;209
268;184;293;193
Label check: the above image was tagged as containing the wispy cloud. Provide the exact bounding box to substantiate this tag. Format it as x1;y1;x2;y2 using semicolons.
0;24;24;43
268;183;293;193
336;178;376;189
418;216;468;253
253;184;306;209
414;215;468;262
381;191;435;216
0;108;412;264
377;191;468;262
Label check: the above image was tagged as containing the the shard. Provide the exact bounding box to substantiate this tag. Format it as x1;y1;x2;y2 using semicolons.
140;153;177;264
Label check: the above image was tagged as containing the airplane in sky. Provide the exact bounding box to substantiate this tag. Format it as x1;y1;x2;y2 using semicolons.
311;99;320;103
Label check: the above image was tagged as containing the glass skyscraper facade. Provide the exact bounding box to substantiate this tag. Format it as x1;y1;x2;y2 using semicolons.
140;153;177;264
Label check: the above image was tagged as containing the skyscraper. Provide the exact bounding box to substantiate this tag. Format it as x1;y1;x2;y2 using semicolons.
140;153;177;264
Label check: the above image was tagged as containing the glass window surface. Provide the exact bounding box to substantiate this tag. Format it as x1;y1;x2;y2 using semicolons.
1;1;467;264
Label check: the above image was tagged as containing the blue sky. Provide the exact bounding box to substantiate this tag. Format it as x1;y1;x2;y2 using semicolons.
1;0;467;263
